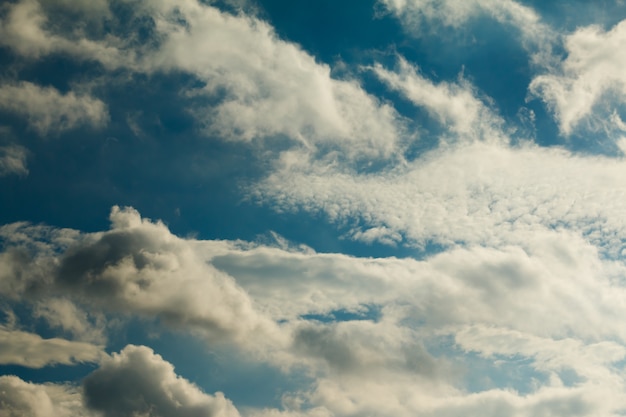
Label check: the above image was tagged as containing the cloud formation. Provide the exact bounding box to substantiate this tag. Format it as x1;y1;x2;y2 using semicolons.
83;345;240;417
0;82;108;136
530;19;626;136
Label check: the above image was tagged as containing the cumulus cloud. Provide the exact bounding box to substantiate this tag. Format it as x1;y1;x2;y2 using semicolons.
0;376;90;417
83;344;240;417
4;207;626;415
0;345;240;417
0;206;280;349
0;144;28;177
0;326;104;368
530;19;626;136
0;82;108;136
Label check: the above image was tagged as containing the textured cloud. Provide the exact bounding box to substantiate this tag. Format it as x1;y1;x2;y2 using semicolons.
371;58;505;143
0;0;402;160
83;345;240;417
3;207;626;415
0;326;104;368
530;19;626;136
256;141;626;254
0;82;108;136
0;206;280;348
0;376;89;417
0;345;240;417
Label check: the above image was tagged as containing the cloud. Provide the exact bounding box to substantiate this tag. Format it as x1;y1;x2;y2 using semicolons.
4;207;626;415
0;144;28;177
83;344;240;417
530;19;626;136
0;0;403;160
0;82;109;136
256;141;626;255
134;0;402;160
0;0;124;67
0;344;240;417
0;206;281;349
32;298;106;344
380;0;552;50
0;376;89;417
371;58;505;143
0;326;104;368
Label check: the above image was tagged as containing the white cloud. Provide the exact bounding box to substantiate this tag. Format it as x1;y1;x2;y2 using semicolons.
83;344;241;417
0;206;282;349
0;326;104;368
530;19;626;136
0;0;403;160
0;82;108;136
33;298;106;344
256;141;626;255
0;144;28;176
0;0;125;67
139;0;402;160
380;0;552;51
0;344;240;417
0;376;90;417
371;58;505;143
4;207;626;415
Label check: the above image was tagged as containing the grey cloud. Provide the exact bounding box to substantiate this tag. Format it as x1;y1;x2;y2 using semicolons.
83;344;240;417
0;145;28;177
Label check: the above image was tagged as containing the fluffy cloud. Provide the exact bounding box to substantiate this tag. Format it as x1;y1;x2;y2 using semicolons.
0;326;104;368
4;207;626;415
0;345;240;417
0;376;89;417
0;0;402;160
530;19;626;136
0;82;108;136
83;344;240;417
0;206;281;348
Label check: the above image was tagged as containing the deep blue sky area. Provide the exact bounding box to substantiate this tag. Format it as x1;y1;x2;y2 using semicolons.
3;1;626;416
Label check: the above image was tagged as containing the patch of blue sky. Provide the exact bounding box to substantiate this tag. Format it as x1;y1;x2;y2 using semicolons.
300;305;382;324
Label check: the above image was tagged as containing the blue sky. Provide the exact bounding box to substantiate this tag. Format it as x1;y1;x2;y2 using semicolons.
3;0;626;416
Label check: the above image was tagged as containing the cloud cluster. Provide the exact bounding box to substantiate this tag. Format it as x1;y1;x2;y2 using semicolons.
4;206;626;415
0;206;280;348
0;344;240;417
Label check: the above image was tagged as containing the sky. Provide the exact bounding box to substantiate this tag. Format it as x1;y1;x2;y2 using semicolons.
4;0;626;416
